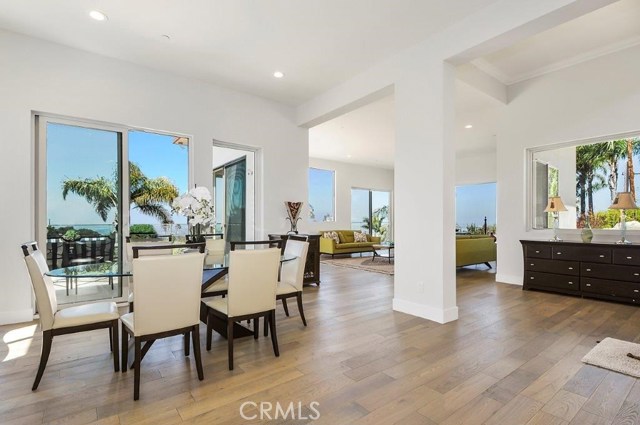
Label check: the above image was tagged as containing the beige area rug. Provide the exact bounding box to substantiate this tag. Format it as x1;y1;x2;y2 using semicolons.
582;337;640;378
321;257;394;275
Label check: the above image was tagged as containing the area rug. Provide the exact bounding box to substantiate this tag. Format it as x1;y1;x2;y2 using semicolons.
320;257;394;275
582;337;640;378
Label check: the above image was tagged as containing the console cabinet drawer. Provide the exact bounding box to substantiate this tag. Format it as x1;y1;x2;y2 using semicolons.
582;278;640;300
525;245;551;259
552;246;611;263
525;258;579;276
613;248;640;266
525;271;579;292
581;263;640;282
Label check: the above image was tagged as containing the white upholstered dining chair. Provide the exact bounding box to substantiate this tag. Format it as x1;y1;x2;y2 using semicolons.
21;241;120;391
120;250;205;400
276;239;309;326
203;248;280;370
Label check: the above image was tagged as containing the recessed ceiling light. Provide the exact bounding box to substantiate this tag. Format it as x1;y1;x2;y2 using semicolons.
464;124;473;129
273;71;285;79
89;10;108;21
346;154;352;158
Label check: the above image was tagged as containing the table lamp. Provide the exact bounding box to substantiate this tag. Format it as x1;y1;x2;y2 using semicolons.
609;192;637;244
544;196;567;242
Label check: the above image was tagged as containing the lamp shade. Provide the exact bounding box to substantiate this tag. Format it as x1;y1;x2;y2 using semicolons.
544;196;567;212
610;192;638;210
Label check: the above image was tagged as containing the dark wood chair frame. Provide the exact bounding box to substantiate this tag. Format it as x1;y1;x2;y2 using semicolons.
122;324;203;400
205;307;279;370
21;242;119;391
229;240;282;251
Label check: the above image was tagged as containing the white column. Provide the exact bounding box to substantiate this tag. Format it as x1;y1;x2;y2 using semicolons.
393;60;458;323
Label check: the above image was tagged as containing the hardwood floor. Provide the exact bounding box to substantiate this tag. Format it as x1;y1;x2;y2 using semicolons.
2;264;640;424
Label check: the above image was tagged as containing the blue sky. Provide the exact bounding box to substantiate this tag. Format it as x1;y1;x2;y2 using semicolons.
308;168;335;221
47;124;188;228
456;182;497;228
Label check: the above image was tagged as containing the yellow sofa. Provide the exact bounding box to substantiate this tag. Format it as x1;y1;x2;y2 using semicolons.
320;230;382;257
456;235;496;268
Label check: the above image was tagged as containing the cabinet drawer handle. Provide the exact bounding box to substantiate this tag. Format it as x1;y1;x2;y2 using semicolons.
530;277;535;280
599;255;605;258
556;252;562;255
586;283;592;287
635;273;639;276
535;250;540;254
635;290;639;293
530;263;535;266
628;256;633;259
568;267;573;270
586;268;592;272
568;282;574;285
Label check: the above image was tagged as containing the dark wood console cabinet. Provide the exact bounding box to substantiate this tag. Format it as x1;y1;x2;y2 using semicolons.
521;240;640;305
268;234;320;285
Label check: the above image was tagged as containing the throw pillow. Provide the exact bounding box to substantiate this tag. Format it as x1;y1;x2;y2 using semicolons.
323;231;340;245
354;231;368;242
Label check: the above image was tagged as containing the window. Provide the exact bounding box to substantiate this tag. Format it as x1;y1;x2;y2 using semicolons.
351;188;392;240
455;182;496;234
36;115;190;305
308;168;335;222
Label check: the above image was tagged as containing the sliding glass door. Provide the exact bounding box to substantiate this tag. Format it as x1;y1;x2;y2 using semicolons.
37;115;190;305
351;188;392;241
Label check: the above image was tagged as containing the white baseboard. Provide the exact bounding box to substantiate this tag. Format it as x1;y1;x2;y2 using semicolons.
495;273;523;286
0;309;35;326
392;298;458;324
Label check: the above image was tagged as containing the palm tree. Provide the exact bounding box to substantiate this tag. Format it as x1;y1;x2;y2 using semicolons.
362;205;389;238
62;162;179;223
576;144;605;217
595;140;627;204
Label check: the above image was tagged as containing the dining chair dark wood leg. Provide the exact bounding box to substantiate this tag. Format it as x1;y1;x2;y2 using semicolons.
296;292;307;327
253;318;259;340
268;310;279;357
111;320;120;372
227;319;235;370
32;330;53;391
206;311;213;351
263;313;269;337
191;325;204;381
281;298;290;316
121;325;128;372
134;337;142;401
184;332;190;357
109;326;113;352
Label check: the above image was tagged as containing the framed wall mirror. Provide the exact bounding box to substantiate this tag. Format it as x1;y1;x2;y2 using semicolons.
528;132;640;231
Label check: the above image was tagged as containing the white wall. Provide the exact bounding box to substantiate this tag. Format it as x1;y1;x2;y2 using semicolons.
496;43;640;285
0;30;307;324
455;151;496;185
306;158;394;234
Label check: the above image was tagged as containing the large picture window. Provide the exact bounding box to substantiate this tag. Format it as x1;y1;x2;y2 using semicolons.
456;182;496;234
308;168;335;222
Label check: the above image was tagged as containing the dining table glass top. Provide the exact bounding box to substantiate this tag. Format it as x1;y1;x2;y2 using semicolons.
45;252;297;278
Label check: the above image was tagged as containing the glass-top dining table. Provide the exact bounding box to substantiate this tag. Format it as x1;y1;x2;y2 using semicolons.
45;252;297;294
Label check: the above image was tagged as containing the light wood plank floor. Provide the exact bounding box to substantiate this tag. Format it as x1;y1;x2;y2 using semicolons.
2;263;640;424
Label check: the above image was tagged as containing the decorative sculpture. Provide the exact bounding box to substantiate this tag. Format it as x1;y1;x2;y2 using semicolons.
285;201;303;234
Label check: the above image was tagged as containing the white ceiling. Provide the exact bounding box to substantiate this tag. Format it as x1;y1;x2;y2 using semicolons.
0;0;500;105
311;0;640;168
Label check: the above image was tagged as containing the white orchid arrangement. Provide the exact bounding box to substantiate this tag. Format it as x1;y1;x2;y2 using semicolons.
171;187;215;231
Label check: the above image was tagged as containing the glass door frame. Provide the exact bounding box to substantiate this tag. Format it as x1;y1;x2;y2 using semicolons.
34;112;194;304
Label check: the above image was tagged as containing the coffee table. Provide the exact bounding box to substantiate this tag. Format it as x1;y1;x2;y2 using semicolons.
372;243;394;263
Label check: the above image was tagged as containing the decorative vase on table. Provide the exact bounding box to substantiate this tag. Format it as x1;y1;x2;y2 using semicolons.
285;201;303;234
172;186;215;244
581;216;593;243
